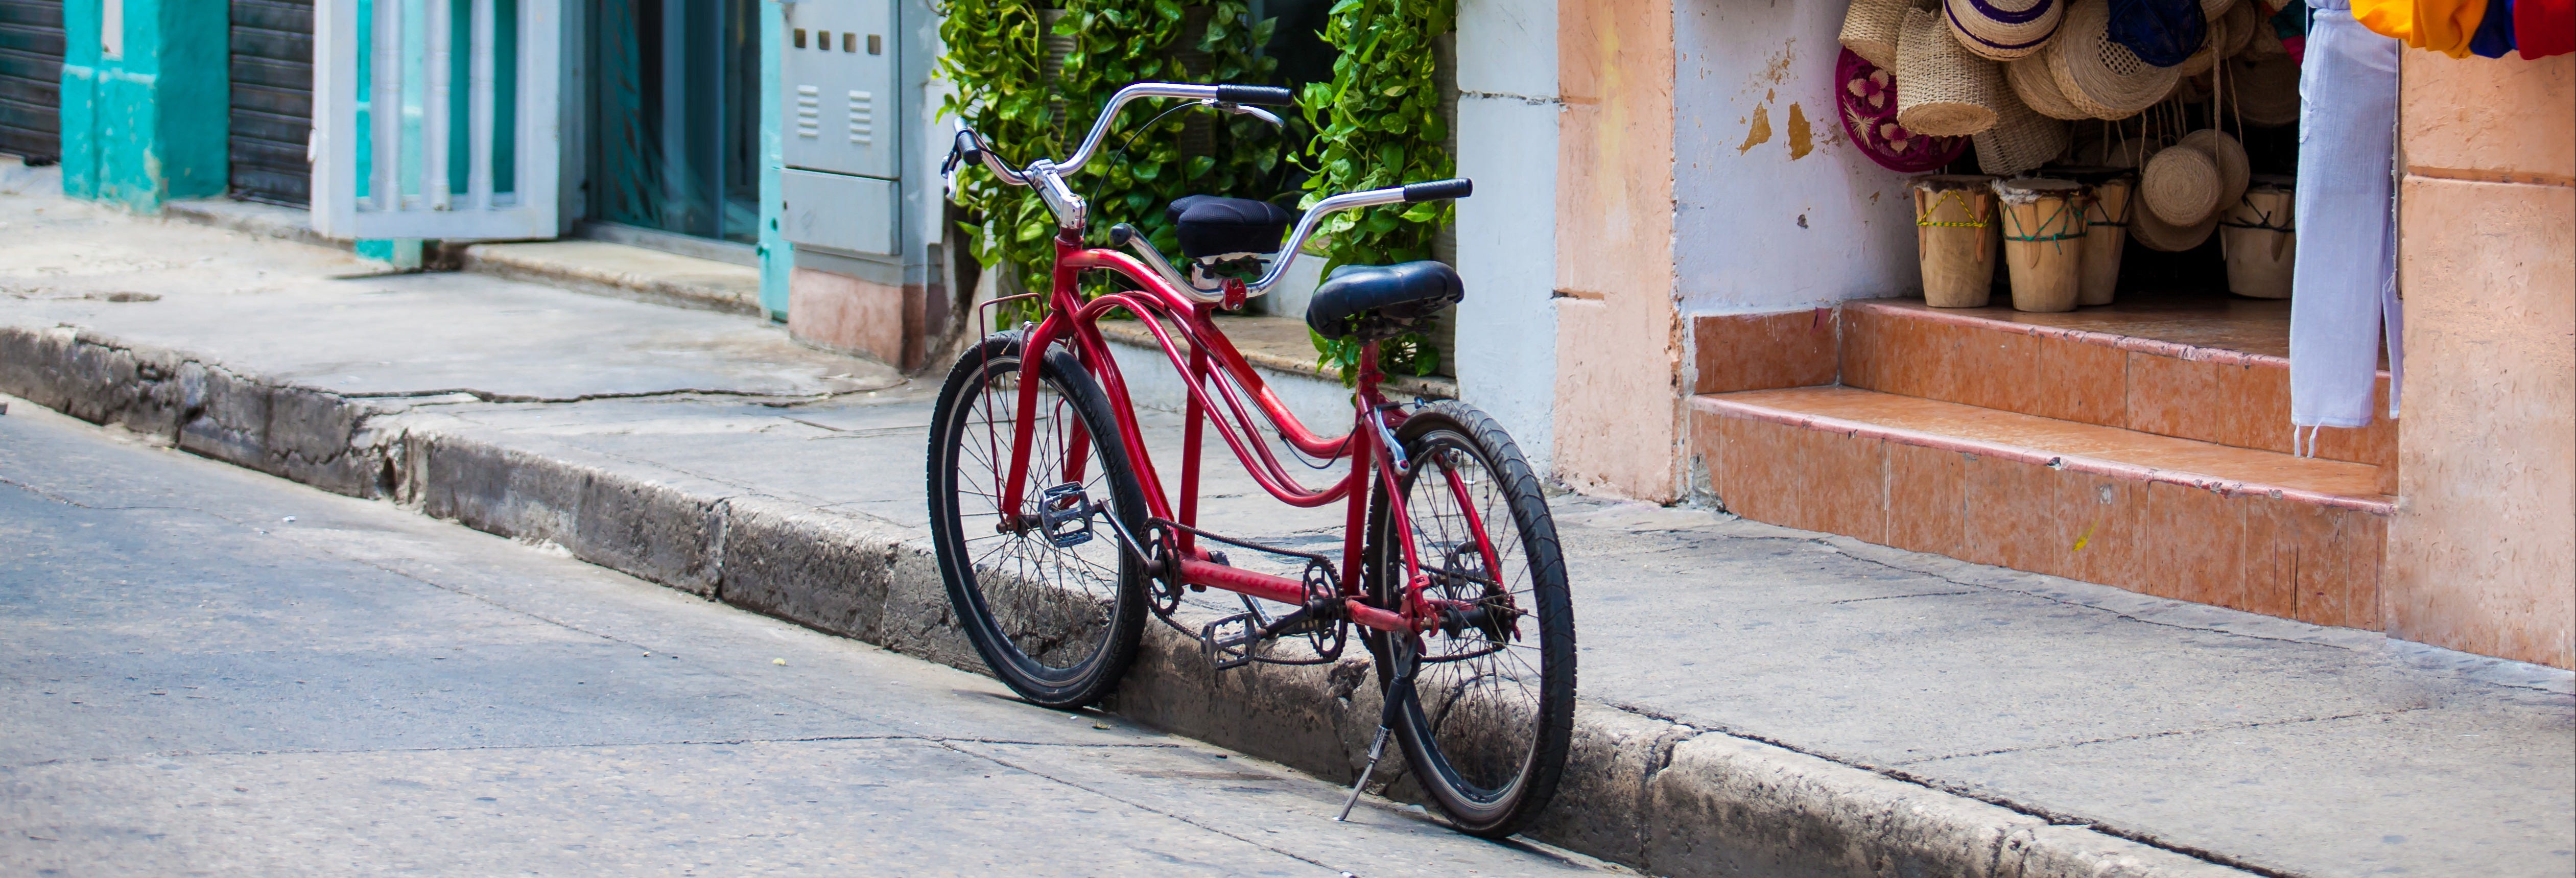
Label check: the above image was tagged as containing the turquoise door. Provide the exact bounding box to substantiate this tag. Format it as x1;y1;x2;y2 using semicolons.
590;0;760;243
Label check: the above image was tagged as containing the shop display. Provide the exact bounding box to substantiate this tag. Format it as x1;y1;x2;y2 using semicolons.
1898;8;2007;135
2222;175;2297;298
1912;175;2003;307
1842;0;1920;68
1947;0;2068;59
1994;177;2091;311
1839;50;1974;172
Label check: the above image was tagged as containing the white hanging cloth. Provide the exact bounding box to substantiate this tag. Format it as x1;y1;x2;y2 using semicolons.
2288;1;2404;440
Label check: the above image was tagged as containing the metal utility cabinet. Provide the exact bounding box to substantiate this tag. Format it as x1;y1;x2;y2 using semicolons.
780;0;898;258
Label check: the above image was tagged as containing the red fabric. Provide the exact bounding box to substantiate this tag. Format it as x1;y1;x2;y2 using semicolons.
2518;0;2573;57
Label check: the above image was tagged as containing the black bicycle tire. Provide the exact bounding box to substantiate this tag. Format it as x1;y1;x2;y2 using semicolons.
927;333;1151;708
1361;400;1576;838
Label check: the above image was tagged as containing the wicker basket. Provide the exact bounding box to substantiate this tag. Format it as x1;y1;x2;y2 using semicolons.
2179;128;2249;210
2141;143;2221;225
1898;9;2006;136
2230;51;2299;126
2049;0;2180;119
1844;0;1917;68
1975;89;2074;175
1947;0;2066;60
2007;53;2094;118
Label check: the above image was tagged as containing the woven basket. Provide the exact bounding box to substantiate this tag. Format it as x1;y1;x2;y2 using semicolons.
2230;51;2299;126
2007;53;2094;118
1947;0;2066;60
2131;181;2219;250
1844;0;1916;68
1898;9;2005;136
2179;128;2249;209
2049;0;2180;119
2140;142;2220;225
1975;89;2074;174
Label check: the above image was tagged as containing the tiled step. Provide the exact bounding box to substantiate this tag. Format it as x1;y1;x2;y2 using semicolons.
1837;298;2397;482
1689;386;2390;630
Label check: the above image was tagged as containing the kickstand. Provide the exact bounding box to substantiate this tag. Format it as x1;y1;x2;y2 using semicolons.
1337;639;1417;822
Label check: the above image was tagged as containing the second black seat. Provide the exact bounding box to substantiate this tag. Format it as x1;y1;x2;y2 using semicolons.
1167;195;1293;259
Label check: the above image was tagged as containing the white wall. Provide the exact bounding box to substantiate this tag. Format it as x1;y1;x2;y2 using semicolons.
1670;0;1919;313
1454;0;1561;476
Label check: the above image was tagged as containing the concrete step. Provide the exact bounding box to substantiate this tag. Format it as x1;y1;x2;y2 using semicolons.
1691;385;2392;630
1836;296;2397;479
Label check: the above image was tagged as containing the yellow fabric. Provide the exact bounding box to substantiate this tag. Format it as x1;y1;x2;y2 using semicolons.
2409;0;2487;55
2354;0;2489;56
2353;0;2417;40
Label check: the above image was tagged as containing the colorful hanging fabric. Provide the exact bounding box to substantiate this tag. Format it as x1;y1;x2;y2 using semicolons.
2410;0;2490;55
2110;0;2208;66
2353;0;2416;40
2517;0;2572;56
2469;0;2517;55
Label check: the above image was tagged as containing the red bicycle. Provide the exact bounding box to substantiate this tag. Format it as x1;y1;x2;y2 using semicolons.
928;82;1572;836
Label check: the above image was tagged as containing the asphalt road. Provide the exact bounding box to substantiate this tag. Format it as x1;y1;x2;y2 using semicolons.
0;398;1620;877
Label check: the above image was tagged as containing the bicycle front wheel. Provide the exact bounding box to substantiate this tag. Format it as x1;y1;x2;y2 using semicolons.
1363;400;1575;838
927;333;1150;708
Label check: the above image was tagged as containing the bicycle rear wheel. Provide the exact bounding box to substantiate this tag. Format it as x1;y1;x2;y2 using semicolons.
1363;400;1575;837
927;333;1150;708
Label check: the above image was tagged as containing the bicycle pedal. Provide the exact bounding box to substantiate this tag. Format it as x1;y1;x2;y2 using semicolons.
1200;612;1259;671
1036;482;1095;548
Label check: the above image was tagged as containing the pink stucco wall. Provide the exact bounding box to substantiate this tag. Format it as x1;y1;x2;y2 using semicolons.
2387;52;2575;669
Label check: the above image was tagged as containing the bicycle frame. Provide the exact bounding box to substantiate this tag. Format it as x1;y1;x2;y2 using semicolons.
989;231;1473;636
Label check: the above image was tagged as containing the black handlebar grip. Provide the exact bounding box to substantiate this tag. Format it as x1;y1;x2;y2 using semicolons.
1107;223;1139;247
1215;84;1296;106
1402;178;1474;202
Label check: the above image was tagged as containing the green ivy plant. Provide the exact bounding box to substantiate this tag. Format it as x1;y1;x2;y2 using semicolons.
937;0;1281;319
1296;0;1453;385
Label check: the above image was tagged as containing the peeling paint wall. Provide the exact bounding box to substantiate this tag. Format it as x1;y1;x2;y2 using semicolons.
1671;1;1917;315
57;0;228;213
1455;0;1561;475
1554;0;1680;502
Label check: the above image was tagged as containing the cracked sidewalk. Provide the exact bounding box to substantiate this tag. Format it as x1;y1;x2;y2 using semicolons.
3;170;2571;878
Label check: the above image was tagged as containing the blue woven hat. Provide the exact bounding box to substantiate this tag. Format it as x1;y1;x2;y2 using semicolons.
2107;0;2207;66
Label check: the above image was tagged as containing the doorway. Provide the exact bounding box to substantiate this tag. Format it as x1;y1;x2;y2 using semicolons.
588;0;761;244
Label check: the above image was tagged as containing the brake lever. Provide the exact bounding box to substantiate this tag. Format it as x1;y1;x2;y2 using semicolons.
1206;100;1285;128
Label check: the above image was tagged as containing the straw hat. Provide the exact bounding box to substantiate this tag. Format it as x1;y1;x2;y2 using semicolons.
1838;49;1974;172
1975;89;2075;175
2173;1;2250;75
2140;142;2220;225
2229;51;2299;126
2179;128;2249;208
1898;8;2006;136
2007;53;2093;118
1946;0;2067;60
1844;0;1917;68
2049;0;2182;119
2131;182;2218;250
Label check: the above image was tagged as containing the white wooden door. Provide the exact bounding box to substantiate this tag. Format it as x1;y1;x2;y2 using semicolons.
310;0;560;240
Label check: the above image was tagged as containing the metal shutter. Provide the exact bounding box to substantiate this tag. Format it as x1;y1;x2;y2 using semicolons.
230;0;314;205
0;0;62;159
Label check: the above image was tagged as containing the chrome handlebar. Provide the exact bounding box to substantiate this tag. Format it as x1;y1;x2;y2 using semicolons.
949;81;1467;305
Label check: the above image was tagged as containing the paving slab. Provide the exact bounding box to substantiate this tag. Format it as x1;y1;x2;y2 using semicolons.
4;165;2570;877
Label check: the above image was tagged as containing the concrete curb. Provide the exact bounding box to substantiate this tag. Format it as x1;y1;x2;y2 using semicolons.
0;322;2255;878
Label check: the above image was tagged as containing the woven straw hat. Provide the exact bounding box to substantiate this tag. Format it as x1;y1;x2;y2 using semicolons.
2200;0;2236;25
1975;89;2074;175
2174;1;2250;75
2048;0;2181;119
2140;142;2220;225
1844;0;1916;68
1898;9;2005;136
1947;0;2067;60
2179;128;2249;207
2007;53;2093;118
2229;51;2299;126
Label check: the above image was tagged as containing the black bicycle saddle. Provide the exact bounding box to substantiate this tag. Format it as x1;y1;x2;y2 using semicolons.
1166;195;1293;259
1305;260;1464;341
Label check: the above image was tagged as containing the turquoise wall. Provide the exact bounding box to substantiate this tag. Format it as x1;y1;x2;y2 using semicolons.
757;0;792;321
58;0;230;212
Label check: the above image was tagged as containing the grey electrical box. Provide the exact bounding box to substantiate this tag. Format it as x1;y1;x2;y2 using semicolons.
782;0;900;256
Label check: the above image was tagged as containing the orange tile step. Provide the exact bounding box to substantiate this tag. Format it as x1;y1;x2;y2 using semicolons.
1690;386;2390;631
1836;298;2397;478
